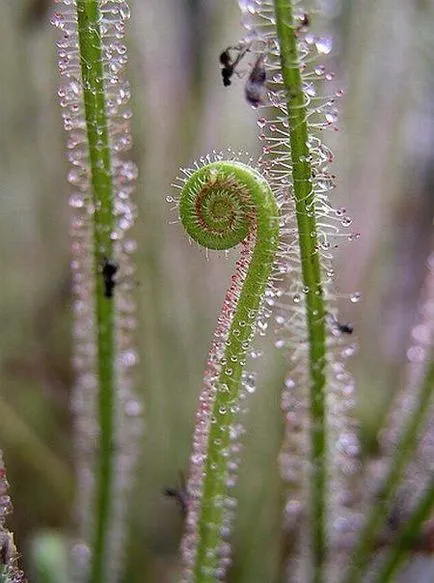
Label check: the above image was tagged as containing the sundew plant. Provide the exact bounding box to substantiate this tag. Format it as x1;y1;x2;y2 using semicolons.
1;1;434;583
52;1;141;582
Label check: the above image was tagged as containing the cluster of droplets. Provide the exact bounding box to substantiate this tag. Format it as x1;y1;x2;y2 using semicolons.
238;0;363;578
0;452;26;583
52;2;141;581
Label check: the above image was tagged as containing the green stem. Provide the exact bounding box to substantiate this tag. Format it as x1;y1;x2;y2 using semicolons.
76;2;115;582
273;1;328;580
343;357;434;583
373;478;434;583
179;161;279;582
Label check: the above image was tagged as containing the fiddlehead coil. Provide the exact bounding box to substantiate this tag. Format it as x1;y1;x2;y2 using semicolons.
177;159;279;582
179;161;275;251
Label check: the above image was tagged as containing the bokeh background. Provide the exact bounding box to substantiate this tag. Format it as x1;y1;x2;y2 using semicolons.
1;0;434;581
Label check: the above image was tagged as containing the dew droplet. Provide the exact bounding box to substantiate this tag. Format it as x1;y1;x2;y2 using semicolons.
125;399;142;416
69;193;85;208
350;292;361;304
325;111;338;124
407;345;426;363
284;377;295;390
315;36;333;55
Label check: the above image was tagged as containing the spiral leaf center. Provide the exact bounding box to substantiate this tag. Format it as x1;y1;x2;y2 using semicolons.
180;165;255;250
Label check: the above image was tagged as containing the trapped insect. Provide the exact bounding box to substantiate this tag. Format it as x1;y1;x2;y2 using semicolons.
336;321;354;335
245;54;267;107
219;43;250;87
327;312;354;335
164;471;188;516
101;257;119;299
297;12;310;31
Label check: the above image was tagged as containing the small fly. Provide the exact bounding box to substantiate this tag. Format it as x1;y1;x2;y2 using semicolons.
335;321;354;335
327;312;354;335
219;43;250;87
101;257;119;299
163;471;188;516
244;54;267;108
297;12;310;31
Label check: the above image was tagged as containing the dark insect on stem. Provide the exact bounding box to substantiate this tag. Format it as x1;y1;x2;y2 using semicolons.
336;321;354;335
298;12;310;28
301;13;310;26
101;257;118;299
219;43;250;87
327;312;354;335
294;13;311;36
164;471;188;516
245;55;267;108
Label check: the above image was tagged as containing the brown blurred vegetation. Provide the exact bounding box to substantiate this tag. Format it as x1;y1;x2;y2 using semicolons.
1;0;434;581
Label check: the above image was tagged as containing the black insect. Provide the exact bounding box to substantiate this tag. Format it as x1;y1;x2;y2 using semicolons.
164;471;188;516
101;258;119;299
244;55;267;108
219;43;250;87
327;312;354;335
336;321;354;335
298;12;310;29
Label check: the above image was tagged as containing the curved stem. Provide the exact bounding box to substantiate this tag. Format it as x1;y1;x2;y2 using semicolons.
76;2;115;582
273;1;328;580
179;161;279;582
343;356;434;583
373;478;434;583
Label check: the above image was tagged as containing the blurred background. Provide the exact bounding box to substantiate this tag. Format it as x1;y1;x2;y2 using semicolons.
1;0;434;581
